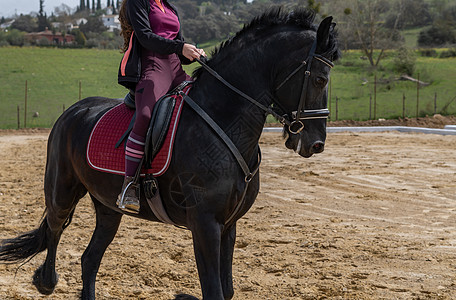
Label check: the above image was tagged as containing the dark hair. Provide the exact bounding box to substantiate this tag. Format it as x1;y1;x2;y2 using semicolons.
119;0;133;52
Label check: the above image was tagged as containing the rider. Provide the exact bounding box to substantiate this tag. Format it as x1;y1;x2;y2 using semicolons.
117;0;205;213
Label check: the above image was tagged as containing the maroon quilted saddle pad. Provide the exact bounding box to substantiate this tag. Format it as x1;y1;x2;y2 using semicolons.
86;93;185;176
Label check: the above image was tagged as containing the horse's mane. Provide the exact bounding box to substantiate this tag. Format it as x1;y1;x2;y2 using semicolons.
193;7;340;79
213;7;316;57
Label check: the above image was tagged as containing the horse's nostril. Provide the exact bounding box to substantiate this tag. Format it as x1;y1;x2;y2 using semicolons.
311;141;325;153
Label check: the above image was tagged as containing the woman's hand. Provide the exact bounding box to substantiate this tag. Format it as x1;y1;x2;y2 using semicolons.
182;43;206;61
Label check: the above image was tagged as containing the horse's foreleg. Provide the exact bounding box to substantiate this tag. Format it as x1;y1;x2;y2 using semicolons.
81;195;122;300
220;224;236;300
191;217;224;300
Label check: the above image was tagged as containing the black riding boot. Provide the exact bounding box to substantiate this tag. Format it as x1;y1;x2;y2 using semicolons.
117;176;140;214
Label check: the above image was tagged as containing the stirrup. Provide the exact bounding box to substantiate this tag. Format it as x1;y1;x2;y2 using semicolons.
117;181;140;214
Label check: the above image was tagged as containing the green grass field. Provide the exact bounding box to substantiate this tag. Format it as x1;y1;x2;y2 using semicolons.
0;47;126;128
0;46;455;128
330;50;456;121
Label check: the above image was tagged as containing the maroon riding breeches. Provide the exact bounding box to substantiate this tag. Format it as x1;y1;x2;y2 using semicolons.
125;51;191;176
134;51;191;138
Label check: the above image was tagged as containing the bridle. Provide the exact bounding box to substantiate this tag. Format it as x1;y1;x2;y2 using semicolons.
195;38;334;135
274;38;334;134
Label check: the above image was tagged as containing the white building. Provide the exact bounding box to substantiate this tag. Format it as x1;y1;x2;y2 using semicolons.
0;19;16;29
73;18;88;29
101;14;120;32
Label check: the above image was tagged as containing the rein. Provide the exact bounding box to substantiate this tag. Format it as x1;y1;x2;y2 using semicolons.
195;57;289;126
196;38;334;135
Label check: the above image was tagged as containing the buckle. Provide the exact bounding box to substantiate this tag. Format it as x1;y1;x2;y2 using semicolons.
143;175;158;200
289;120;304;134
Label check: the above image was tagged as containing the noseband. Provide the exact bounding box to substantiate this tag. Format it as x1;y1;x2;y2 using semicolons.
275;39;334;134
195;38;334;135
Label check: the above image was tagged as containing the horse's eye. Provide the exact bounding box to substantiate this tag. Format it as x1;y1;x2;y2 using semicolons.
314;76;328;88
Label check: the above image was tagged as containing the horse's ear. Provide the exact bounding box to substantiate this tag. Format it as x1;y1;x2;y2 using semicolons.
316;16;333;53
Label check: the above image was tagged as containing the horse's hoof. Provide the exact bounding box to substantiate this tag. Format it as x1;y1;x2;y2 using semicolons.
174;294;199;300
32;265;58;295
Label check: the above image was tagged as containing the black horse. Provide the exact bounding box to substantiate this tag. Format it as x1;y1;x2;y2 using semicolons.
0;8;339;300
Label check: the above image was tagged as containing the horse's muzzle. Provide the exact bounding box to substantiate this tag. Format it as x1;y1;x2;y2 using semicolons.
310;141;325;154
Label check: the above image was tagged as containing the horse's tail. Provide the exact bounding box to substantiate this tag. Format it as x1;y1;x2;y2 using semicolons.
0;209;74;263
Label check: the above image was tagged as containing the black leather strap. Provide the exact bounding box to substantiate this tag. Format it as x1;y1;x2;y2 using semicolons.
296;40;317;121
182;93;260;182
195;58;290;126
115;111;136;149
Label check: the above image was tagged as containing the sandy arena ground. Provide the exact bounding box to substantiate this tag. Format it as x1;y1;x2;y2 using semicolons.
0;128;455;299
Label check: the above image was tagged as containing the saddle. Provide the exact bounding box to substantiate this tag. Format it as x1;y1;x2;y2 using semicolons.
117;81;192;167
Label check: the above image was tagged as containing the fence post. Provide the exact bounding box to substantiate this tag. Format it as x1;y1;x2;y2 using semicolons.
24;80;28;129
374;74;377;120
369;94;372;120
416;72;420;118
434;92;437;115
329;78;332;120
402;93;405;119
335;96;339;121
17;105;20;129
79;80;82;100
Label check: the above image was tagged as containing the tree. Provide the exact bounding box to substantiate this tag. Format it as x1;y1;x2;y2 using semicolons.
418;23;456;46
37;0;51;31
385;0;432;29
11;14;37;32
231;0;273;24
61;30;67;44
38;13;52;31
307;0;321;14
97;0;101;11
74;29;86;46
342;0;403;67
173;0;200;19
54;4;73;17
39;0;44;16
181;5;238;43
393;46;416;75
6;29;26;46
418;2;456;46
79;16;108;34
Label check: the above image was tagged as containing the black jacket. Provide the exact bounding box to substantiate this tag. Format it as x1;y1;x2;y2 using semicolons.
118;0;191;89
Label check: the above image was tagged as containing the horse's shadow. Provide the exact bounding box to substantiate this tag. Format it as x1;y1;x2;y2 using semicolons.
174;294;199;300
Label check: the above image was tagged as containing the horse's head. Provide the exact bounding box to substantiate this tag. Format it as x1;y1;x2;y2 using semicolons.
192;8;339;158
271;14;340;158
